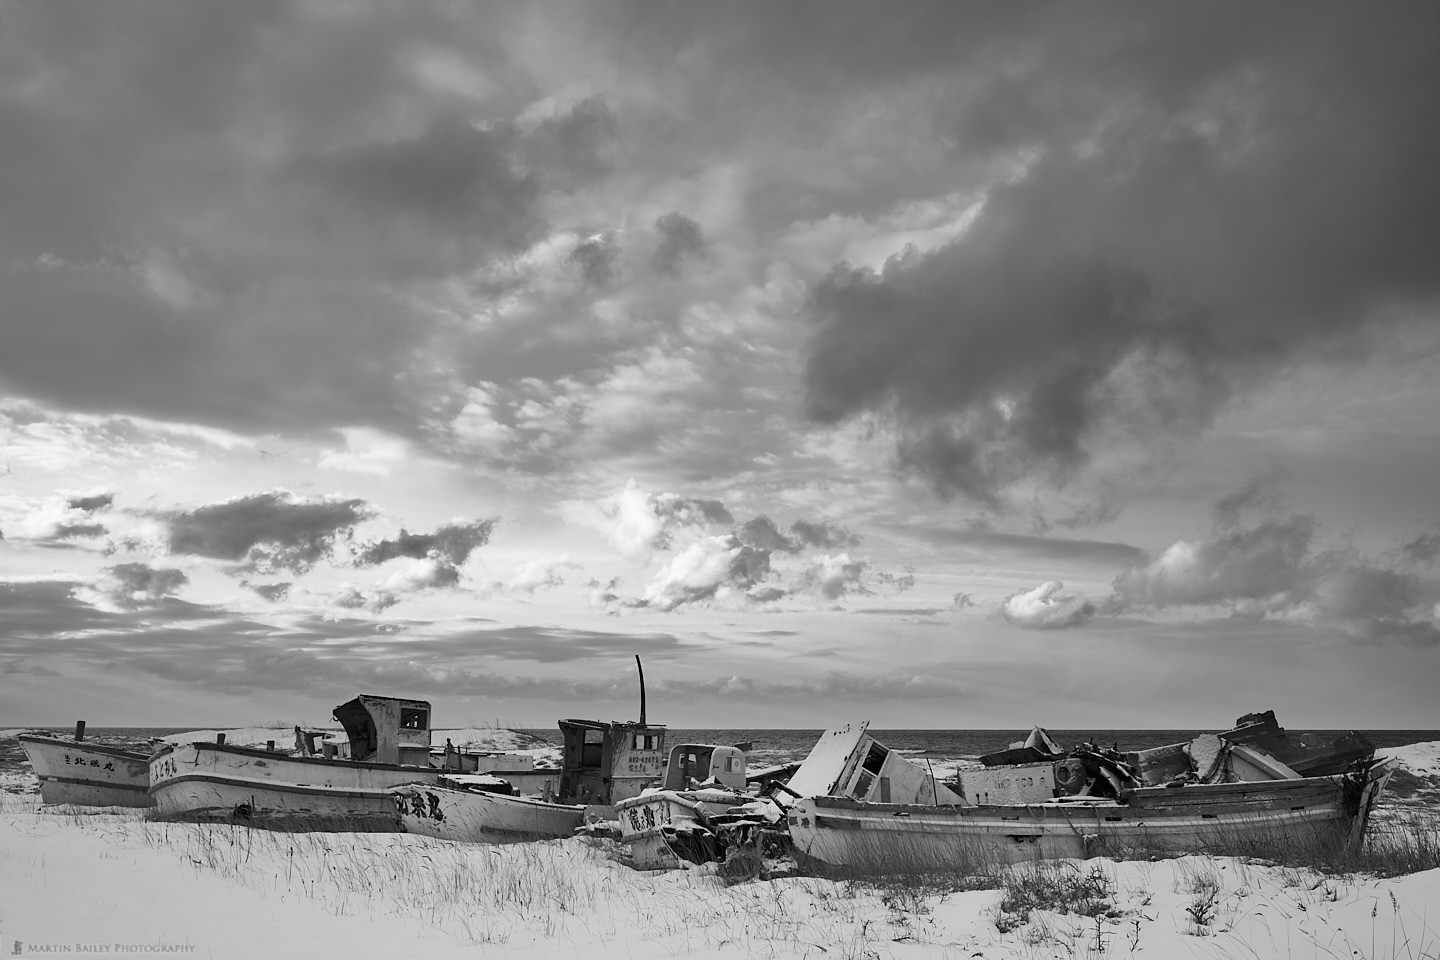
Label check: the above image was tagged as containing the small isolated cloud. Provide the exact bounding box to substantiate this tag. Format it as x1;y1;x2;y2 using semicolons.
587;576;623;607
358;518;497;566
1001;580;1095;629
76;562;189;611
502;555;580;593
164;491;372;573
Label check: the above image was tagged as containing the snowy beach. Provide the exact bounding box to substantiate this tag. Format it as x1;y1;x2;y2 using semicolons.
2;730;1437;960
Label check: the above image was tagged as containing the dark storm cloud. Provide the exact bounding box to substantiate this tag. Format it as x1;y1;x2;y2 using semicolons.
652;212;706;275
803;3;1440;505
0;2;611;434
357;519;498;566
288;117;543;276
163;492;372;573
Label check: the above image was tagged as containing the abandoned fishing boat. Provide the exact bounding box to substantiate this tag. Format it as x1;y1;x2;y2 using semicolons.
392;774;585;843
783;721;1398;872
389;656;668;843
148;694;536;828
612;742;756;869
19;723;156;808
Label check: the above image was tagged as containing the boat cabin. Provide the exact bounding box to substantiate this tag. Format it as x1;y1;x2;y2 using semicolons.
332;695;432;767
557;718;667;806
784;721;961;807
662;743;747;791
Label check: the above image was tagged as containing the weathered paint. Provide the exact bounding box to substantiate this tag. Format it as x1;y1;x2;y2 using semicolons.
957;761;1057;805
19;734;155;808
787;759;1397;872
390;782;585;843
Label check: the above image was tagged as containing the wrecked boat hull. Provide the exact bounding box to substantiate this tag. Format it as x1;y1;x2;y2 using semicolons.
390;783;585;843
19;734;155;808
786;759;1396;872
613;790;748;870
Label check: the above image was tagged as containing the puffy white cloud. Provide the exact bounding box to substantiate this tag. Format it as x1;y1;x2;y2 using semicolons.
1000;580;1095;630
640;535;770;611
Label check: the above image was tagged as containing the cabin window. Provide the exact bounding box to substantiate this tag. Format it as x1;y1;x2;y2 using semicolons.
400;709;428;730
725;757;736;772
633;734;659;751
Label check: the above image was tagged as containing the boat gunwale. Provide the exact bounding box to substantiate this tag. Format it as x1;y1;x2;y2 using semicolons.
151;739;542;774
19;734;156;763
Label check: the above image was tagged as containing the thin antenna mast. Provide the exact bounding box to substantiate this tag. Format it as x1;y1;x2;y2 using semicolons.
635;655;647;726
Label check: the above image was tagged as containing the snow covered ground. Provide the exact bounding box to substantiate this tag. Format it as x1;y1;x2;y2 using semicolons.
0;790;1436;960
1;732;1437;959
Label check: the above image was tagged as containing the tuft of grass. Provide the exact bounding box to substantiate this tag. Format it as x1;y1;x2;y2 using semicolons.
993;861;1117;932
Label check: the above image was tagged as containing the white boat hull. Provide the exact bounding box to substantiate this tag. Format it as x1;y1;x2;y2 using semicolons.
19;734;155;808
149;774;404;829
788;761;1396;873
391;783;585;843
149;741;456;828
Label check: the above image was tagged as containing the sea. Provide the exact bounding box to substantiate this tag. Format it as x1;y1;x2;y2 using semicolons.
6;726;1438;772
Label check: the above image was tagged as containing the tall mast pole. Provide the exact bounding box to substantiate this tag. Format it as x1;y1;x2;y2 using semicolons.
635;655;646;726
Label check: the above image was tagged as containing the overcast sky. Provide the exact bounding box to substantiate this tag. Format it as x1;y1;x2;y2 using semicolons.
3;1;1439;730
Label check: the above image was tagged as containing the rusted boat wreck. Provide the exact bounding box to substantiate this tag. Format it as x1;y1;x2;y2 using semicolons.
149;694;536;828
783;718;1397;873
391;657;669;843
19;723;156;808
